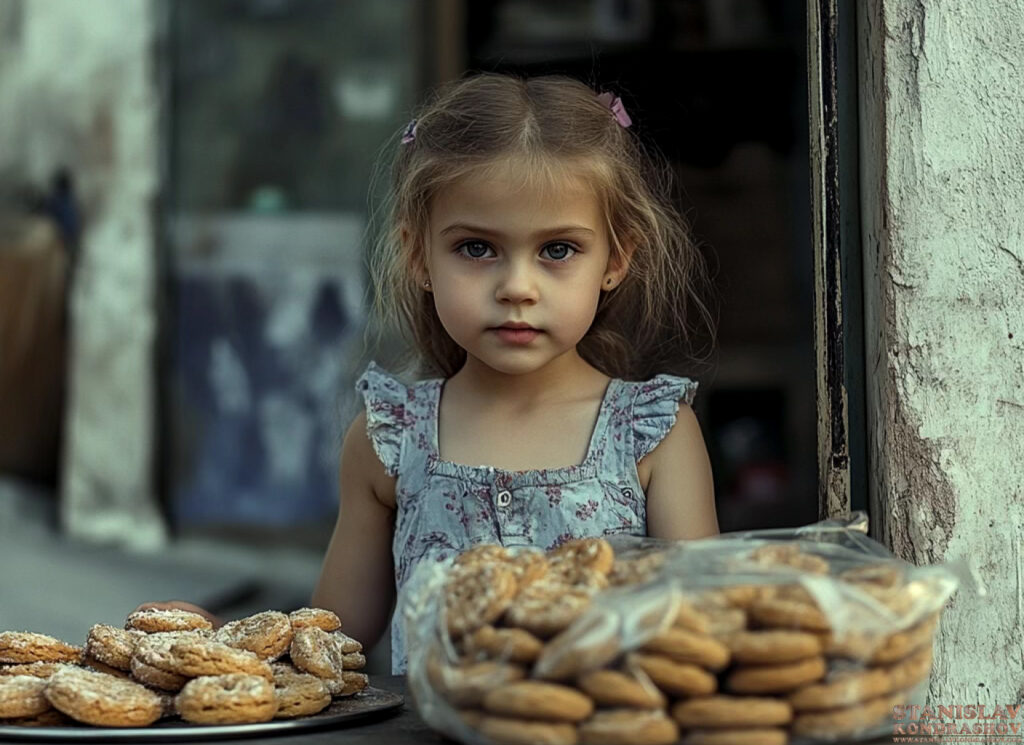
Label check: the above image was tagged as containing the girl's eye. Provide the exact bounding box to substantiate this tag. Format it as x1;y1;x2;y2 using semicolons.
456;241;494;259
541;242;577;261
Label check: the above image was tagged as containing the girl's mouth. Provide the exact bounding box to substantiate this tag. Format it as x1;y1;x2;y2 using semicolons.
492;326;541;344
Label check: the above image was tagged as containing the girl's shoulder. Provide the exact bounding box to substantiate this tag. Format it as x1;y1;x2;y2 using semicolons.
617;372;699;462
354;361;439;477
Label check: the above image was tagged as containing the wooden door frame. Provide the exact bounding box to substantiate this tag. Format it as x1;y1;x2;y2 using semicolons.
807;0;867;522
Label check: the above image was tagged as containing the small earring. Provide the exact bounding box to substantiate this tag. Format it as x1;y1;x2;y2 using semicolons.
605;278;613;286
423;279;432;289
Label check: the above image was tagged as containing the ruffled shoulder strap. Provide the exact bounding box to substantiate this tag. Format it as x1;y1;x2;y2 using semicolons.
630;374;699;462
354;361;409;476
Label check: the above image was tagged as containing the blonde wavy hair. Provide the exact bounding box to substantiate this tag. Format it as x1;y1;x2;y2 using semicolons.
369;73;715;380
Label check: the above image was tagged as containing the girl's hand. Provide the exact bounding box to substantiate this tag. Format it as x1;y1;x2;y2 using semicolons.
130;601;223;629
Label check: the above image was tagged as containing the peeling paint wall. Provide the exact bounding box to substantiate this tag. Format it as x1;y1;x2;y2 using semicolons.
860;0;1024;705
0;0;166;548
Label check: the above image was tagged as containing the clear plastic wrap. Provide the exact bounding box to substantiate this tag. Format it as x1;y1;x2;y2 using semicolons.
401;512;960;745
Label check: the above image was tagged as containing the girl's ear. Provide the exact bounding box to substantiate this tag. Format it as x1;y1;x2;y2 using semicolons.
603;237;636;290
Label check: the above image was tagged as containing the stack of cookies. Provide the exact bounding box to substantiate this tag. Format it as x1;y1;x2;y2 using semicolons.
412;536;955;745
0;606;368;728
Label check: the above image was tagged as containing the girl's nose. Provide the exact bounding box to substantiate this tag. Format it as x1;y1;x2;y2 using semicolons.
495;260;539;304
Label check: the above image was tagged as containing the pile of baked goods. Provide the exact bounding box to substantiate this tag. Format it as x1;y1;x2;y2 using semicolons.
0;607;367;727
405;519;958;745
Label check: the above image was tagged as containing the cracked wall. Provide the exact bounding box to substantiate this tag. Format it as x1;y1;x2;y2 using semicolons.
860;0;1024;705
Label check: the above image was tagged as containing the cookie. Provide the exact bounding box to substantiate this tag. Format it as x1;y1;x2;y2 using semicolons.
578;709;678;745
289;607;342;632
445;561;519;639
0;632;83;664
671;695;793;728
425;650;526;707
786;666;891;711
482;681;594;722
882;644;933;692
85;624;144;671
747;543;830;575
464;625;543;664
342;651;366;670
534;613;622;680
671;600;712;634
477;715;578;745
45;665;163;727
679;728;789;745
549;538;615;577
791;691;898;738
176;673;277;724
323;670;368;698
83;656;133;679
125;608;213;633
641;628;731;671
747;596;831;632
508;549;551;587
0;662;70;679
504;582;595;638
271;666;331;718
165;637;273;679
577;669;666;709
290;627;356;680
2;709;72;727
869;613;938;665
725;655;827;694
625;653;717;698
720;630;822;665
214;611;294;660
0;675;51;718
608;552;669;587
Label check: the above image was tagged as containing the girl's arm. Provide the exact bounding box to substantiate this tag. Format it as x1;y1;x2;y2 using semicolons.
643;405;720;540
311;410;397;651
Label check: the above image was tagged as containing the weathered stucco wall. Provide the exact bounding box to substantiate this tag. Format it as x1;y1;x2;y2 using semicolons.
0;0;165;548
860;0;1024;706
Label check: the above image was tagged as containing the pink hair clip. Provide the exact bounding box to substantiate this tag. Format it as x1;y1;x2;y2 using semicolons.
597;92;632;128
401;119;417;144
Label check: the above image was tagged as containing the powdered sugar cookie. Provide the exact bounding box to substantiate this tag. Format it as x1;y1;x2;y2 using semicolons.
176;673;277;724
166;637;273;679
125;608;213;633
289;607;342;633
271;666;331;718
85;624;144;671
0;632;82;665
290;627;360;680
445;561;518;639
214;610;293;660
0;675;50;718
45;665;163;727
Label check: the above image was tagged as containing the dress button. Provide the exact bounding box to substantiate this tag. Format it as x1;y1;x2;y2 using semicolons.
496;490;512;507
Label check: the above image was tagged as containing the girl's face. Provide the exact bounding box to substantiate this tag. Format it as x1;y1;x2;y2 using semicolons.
423;161;624;377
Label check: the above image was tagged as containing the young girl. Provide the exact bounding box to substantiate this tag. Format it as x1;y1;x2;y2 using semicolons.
143;73;719;674
311;73;719;673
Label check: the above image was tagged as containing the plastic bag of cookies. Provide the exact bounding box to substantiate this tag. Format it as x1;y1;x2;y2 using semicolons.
401;511;961;745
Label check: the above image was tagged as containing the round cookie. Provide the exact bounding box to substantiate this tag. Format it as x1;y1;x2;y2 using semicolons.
482;681;594;723
0;675;51;718
214;611;294;660
549;538;614;574
869;612;938;665
534;613;622;680
747;596;831;632
791;691;898;738
725;656;827;694
625;653;717;698
747;543;830;575
86;624;144;671
507;549;551;587
0;632;82;664
608;551;669;588
464;625;543;664
0;662;71;679
680;728;789;745
577;669;666;709
786;666;891;711
130;655;189;692
578;709;678;745
504;581;594;639
176;673;277;725
445;561;518;639
671;695;793;729
45;666;163;727
2;709;72;727
477;715;578;745
641;628;731;671
125;608;213;633
720;629;822;664
323;671;368;698
671;600;712;634
425;651;525;707
289;607;342;632
290;627;359;680
271;667;331;718
165;637;273;679
883;644;933;691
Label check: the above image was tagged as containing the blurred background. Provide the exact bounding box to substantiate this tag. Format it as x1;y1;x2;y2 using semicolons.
0;0;815;673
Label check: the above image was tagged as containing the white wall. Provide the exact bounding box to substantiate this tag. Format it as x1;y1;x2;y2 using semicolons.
0;0;165;548
861;0;1024;702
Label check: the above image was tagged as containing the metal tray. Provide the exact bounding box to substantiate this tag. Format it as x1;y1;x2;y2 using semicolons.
0;686;403;742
